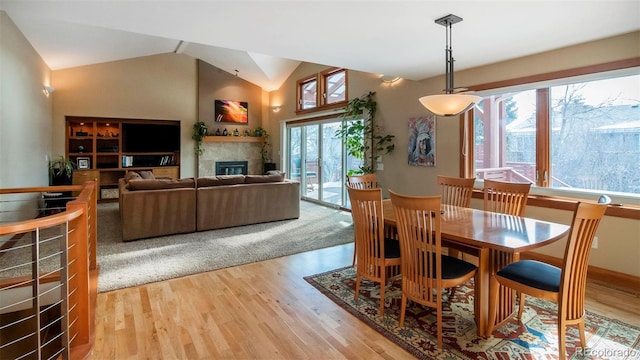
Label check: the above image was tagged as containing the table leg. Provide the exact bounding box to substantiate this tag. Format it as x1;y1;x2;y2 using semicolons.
487;249;517;334
475;247;489;337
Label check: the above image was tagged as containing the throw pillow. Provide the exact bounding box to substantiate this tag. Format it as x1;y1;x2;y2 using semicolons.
138;170;155;179
124;171;142;183
197;175;246;187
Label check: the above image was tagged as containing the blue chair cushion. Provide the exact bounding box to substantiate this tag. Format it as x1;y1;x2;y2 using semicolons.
497;260;561;292
441;255;477;279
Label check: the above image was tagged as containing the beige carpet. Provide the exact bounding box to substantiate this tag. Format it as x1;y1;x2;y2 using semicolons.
97;201;353;292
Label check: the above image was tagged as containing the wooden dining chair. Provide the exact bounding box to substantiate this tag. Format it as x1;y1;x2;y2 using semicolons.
483;179;532;216
437;175;475;208
346;173;377;189
347;187;401;317
437;175;476;264
347;173;378;266
487;196;610;360
389;190;478;348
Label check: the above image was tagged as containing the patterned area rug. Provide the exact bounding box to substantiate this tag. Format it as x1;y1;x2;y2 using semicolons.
304;266;640;359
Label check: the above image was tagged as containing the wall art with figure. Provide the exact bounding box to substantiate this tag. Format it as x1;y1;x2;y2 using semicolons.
408;115;436;167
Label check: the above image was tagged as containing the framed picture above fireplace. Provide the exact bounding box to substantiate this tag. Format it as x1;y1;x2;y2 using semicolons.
214;100;248;124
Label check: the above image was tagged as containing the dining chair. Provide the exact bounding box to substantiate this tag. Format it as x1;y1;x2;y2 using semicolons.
483;179;532;216
347;187;401;317
487;195;610;360
389;190;478;348
437;175;476;264
346;173;377;189
347;173;378;266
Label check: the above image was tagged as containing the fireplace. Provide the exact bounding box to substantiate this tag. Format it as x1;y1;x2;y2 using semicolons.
216;161;248;175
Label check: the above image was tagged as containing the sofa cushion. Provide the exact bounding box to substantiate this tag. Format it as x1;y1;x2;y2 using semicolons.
128;178;195;191
245;173;284;183
124;171;142;183
139;170;155;179
197;175;246;187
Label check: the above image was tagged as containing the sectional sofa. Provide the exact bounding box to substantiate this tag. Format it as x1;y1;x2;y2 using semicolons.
118;171;300;241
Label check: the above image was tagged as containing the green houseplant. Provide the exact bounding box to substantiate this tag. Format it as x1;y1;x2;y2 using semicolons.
192;121;209;155
254;127;272;164
335;91;395;175
49;155;74;185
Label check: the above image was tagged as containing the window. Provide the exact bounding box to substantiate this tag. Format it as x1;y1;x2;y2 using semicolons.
296;68;348;114
467;65;639;199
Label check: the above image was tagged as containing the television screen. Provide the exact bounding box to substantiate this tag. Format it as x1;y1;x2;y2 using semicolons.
122;123;180;152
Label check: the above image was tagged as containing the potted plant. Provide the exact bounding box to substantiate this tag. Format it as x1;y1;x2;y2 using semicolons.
192;121;208;155
335;91;395;175
254;127;274;172
49;155;74;186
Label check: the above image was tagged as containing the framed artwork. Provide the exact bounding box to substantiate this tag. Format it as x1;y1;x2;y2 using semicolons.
408;115;436;167
214;100;248;124
77;157;91;169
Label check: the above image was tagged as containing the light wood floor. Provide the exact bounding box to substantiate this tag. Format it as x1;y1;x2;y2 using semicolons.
89;243;640;359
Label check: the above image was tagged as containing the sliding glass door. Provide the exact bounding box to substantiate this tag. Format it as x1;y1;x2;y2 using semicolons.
287;120;346;207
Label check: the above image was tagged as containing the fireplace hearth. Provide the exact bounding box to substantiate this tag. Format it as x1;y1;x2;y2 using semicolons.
216;161;248;175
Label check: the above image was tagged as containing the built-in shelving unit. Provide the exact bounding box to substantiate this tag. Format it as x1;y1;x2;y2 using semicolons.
66;116;181;201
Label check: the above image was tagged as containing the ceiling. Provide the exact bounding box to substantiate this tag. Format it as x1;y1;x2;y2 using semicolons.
1;1;638;91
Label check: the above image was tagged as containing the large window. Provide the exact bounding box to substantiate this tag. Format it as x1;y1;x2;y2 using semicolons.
296;68;347;114
469;68;639;199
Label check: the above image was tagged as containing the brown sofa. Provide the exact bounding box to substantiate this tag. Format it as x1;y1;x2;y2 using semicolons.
118;171;300;241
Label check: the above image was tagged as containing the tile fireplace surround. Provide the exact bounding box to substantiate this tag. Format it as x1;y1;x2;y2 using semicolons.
198;141;263;177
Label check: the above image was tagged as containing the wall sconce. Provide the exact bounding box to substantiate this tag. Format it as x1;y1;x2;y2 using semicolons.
43;85;55;96
380;75;401;84
271;105;282;113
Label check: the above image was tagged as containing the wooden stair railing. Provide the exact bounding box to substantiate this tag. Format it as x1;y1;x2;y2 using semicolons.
0;181;98;360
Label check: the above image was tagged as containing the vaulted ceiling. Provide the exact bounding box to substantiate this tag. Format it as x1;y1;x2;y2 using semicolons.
1;1;638;91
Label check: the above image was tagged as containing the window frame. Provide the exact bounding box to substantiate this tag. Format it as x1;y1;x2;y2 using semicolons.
296;67;348;115
461;58;640;219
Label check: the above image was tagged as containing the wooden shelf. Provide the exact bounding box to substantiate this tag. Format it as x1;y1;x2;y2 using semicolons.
203;136;264;143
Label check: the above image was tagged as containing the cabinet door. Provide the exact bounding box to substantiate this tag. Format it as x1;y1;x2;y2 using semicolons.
73;170;100;186
153;167;179;179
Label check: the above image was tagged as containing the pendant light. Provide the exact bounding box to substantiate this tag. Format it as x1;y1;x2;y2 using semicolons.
419;14;481;117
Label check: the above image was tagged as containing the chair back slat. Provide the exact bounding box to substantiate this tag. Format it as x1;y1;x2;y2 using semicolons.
437;176;475;208
389;191;442;307
483;179;531;216
560;201;608;321
348;187;386;279
347;174;377;189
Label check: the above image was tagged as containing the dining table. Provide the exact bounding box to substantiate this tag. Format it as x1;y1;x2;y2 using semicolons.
381;199;570;337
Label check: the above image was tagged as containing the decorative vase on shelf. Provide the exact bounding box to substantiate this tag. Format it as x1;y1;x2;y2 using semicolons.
222;128;228;136
233;128;240;136
215;128;221;136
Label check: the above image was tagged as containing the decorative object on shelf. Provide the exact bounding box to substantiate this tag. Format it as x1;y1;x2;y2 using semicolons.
76;131;88;136
192;121;208;155
253;127;264;137
335;91;395;175
233;128;240;136
215;128;221;136
48;155;74;186
418;14;481;117
222;128;228;136
243;129;251;137
214;100;249;124
408;115;436;167
77;157;91;169
77;145;85;153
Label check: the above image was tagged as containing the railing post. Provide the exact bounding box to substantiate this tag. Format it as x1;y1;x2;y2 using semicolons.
66;199;90;347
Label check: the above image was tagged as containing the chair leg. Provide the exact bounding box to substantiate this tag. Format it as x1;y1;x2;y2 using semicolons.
352;240;357;267
578;320;587;348
487;276;500;335
354;274;361;302
558;320;567;360
517;292;526;320
399;296;407;327
436;297;443;349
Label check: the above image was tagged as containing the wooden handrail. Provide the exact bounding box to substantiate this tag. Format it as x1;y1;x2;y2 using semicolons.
0;181;97;359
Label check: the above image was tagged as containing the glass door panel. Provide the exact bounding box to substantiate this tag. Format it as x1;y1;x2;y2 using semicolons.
321;123;344;206
304;125;319;200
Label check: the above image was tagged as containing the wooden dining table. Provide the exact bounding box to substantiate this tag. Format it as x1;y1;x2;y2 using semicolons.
382;199;570;337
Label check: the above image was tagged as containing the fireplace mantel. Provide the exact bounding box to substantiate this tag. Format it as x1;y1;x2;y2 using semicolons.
203;136;264;143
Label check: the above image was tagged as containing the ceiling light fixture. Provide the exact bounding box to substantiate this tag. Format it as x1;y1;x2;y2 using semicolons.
419;14;481;117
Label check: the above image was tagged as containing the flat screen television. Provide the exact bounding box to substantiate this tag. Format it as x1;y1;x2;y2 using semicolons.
122;122;180;152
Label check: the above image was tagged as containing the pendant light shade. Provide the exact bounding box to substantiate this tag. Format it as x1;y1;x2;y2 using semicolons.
419;93;481;117
420;14;481;117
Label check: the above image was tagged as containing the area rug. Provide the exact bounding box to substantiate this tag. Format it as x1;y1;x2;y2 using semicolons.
97;201;353;292
304;266;640;360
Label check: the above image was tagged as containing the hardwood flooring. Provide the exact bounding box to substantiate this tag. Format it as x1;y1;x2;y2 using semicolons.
89;243;640;359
